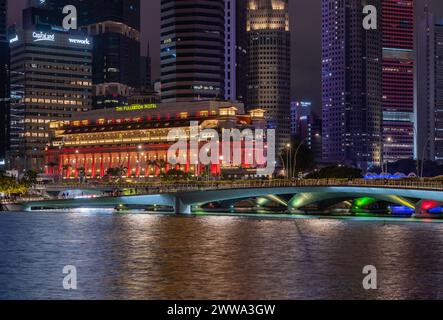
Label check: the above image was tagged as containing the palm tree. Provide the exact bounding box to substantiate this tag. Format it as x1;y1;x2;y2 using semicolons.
148;159;167;176
62;164;72;179
106;166;128;181
77;167;86;183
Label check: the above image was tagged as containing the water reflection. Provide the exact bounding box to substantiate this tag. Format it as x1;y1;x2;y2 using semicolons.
1;211;443;299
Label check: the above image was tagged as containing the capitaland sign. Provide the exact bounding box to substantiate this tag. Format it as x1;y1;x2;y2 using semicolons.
115;104;158;112
33;32;55;42
68;38;91;45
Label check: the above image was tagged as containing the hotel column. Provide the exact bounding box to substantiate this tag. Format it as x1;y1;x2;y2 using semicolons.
165;153;169;173
100;154;104;177
75;155;79;178
83;155;87;176
66;155;71;179
91;155;96;178
185;151;190;173
59;155;63;176
136;153;141;177
145;153;151;177
155;155;160;176
127;153;131;177
44;155;49;174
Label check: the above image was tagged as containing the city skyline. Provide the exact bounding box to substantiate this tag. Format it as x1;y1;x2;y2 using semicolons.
3;0;443;170
7;0;443;112
7;0;316;106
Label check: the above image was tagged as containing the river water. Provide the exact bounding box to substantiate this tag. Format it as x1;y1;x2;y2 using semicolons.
1;211;443;300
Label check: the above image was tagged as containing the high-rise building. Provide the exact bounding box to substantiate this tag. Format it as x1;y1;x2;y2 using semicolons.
235;0;248;104
381;0;415;163
434;23;443;163
140;43;152;90
0;0;8;168
160;0;225;103
290;101;322;162
23;3;61;29
416;3;435;162
247;0;291;153
42;0;141;108
8;27;92;172
224;0;248;103
290;101;312;137
225;0;237;101
322;0;382;170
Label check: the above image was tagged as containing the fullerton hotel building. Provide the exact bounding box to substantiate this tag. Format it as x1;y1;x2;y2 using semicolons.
45;101;269;179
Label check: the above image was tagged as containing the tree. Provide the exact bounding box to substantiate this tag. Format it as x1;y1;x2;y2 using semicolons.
161;169;191;181
0;175;28;197
77;167;86;183
149;159;167;172
22;170;38;185
62;164;72;178
106;166;128;181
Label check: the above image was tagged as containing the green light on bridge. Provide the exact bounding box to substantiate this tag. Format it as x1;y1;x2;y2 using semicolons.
354;197;378;209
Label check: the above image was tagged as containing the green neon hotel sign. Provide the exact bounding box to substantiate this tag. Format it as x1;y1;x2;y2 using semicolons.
115;104;158;112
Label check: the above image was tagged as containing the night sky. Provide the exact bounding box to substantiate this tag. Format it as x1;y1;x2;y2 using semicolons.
7;0;443;110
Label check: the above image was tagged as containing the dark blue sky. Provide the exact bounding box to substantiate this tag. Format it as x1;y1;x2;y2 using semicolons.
7;0;443;109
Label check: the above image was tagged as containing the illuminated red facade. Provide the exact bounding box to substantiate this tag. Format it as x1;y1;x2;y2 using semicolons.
382;0;415;162
45;101;268;179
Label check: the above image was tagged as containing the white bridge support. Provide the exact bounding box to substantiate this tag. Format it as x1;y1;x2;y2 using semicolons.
174;197;192;214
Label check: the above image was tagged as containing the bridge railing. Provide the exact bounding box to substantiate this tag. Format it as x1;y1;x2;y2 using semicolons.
38;178;443;197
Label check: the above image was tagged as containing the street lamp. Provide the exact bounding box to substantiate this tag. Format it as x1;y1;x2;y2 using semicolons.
383;137;393;175
286;144;291;179
278;153;287;179
292;139;307;179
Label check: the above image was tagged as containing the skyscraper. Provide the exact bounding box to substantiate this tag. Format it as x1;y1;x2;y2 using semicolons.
0;0;8;167
290;101;312;137
225;0;237;101
435;23;443;163
160;0;225;102
8;25;92;172
381;0;415;162
322;0;382;170
42;0;141;108
235;0;248;104
224;0;247;103
140;43;152;90
416;2;435;162
247;0;291;153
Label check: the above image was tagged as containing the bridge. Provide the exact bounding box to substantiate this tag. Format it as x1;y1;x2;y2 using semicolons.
21;179;443;216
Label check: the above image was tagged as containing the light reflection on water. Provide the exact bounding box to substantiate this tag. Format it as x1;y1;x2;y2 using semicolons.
1;210;443;300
